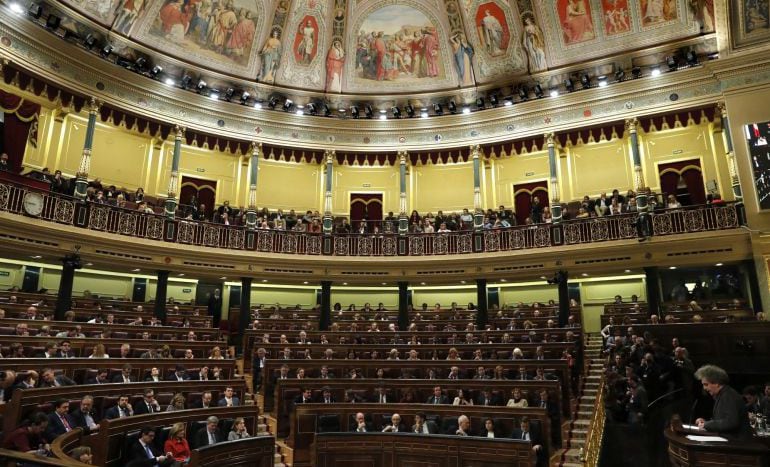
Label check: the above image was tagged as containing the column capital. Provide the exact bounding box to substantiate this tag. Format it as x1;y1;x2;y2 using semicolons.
470;144;481;159
625;117;639;132
251;141;262;156
398;150;408;164
716;102;728;117
544;133;555;146
174;125;186;139
324;149;336;164
87;97;101;114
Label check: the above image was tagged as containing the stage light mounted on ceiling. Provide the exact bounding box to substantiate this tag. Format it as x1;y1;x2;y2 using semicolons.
420;109;428;118
208;89;220;100
597;75;608;87
9;2;24;14
631;67;642;79
504;96;513;106
149;65;163;78
488;95;497;107
391;106;401;118
239;92;250;105
282;99;294;112
534;84;544;98
564;78;575;92
322;103;332;117
448;101;457;114
405;104;415;118
462;107;471;115
306;103;316;115
28;3;42;19
364;105;373;119
651;67;661;77
518;86;529;100
134;57;147;71
614;69;625;82
83;34;97;50
549;89;559;98
180;74;192;89
433;103;443;115
686;50;698;66
196;79;207;93
666;55;678;71
100;44;113;58
223;88;235;101
350;105;359;119
267;96;278;109
580;74;591;88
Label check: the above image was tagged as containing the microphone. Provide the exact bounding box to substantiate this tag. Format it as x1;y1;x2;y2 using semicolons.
689;397;699;424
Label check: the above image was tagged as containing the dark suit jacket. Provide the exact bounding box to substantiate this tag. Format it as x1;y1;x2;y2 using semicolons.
511;426;543;445
413;420;439;434
192;428;224;449
190;400;214;409
133;401;160;415
86;376;110;385
40;375;76;387
217;397;240;407
293;395;313;405
705;385;752;438
45;412;74;439
476;394;502;406
69;408;101;433
426;395;450;404
350;421;374;433
104;405;132;420
111;374;134;383
382;423;407;433
125;439;174;467
166;374;189;382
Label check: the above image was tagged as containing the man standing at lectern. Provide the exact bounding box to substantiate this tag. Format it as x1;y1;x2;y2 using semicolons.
694;365;752;438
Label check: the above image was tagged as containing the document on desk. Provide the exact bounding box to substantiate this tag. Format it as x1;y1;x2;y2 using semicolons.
681;424;701;430
686;435;728;442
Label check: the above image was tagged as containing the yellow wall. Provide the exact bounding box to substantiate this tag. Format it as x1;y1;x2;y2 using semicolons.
566;139;633;199
331;289;399;308
250;287;317;308
412;162;474;213
580;277;646;332
0;263;24;289
331;165;401;217
412;288;477;307
491;150;549;212
498;284;559;305
257;160;321;212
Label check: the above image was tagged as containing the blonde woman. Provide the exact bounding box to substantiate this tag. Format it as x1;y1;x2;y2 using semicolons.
507;388;528;408
164;422;191;464
166;393;186;412
228;417;251;441
88;343;109;358
209;346;224;360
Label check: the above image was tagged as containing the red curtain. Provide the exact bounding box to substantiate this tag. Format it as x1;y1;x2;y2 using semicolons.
0;90;40;173
350;193;383;230
180;176;218;217
513;181;549;225
658;159;706;205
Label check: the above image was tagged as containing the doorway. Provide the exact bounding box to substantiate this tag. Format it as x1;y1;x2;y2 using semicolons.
658;159;706;206
513;181;549;225
349;193;383;232
180;175;218;219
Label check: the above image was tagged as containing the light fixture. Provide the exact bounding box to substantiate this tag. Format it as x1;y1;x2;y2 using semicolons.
534;84;544;98
460;280;466;284
651;67;661;77
303;281;309;284
239;91;250;104
614;69;626;82
580;74;591;88
30;255;42;259
666;55;678;71
9;2;24;14
100;44;113;58
208;89;220;100
378;114;387;121
631;67;642;79
268;97;278;109
164;77;175;86
448;101;457;114
350;105;359;118
132;268;141;272
500;279;507;282
624;269;631;273
262;279;268;283
322;104;332;117
28;3;42;19
564;78;575;92
462;107;471;115
343;282;348;285
180;74;192;88
223;88;235;101
254;101;263;109
581;273;589;277
420;109;428;118
282;99;294;112
149;65;162;77
220;276;227;280
85;262;93;267
476;97;486;109
178;273;185;277
433;103;443;115
391;106;401;118
715;263;723;266
686;50;698;66
306;103;316;115
381;282;387;285
489;95;498;107
420;282;426;285
364;105;373;119
669;266;677;270
83;33;97;50
597;75;608;87
518;86;529;100
196;79;207;92
133;57;147;71
549;89;559;98
295;108;304;116
405;104;415;118
503;97;513;106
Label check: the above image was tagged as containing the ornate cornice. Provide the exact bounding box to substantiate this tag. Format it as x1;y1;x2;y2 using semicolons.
2;9;770;151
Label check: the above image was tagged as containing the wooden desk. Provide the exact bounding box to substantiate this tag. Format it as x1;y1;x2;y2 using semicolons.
189;436;274;467
291;403;549;467
665;427;770;467
0;335;224;359
0;317;220;340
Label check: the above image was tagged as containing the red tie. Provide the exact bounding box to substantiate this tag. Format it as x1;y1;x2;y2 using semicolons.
61;415;71;431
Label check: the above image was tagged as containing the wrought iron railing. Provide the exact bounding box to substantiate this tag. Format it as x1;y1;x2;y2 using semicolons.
0;180;743;257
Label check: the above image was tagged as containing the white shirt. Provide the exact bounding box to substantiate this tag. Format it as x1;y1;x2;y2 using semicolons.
487;431;495;438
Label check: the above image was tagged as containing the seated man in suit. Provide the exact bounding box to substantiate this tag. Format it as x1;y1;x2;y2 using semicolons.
45;399;75;439
125;426;174;467
455;415;471;436
371;386;392;404
87;369;110;385
167;365;188;382
293;387;313;405
217;386;240;407
70;395;101;433
192;416;224;449
426;386;449;405
412;412;438;434
381;413;406;433
112;364;134;383
105;395;134;419
145;368;162;383
39;368;75;388
319;387;335;404
511;417;545;466
351;412;373;433
134;388;162;415
192;392;214;409
694;364;752;438
476;389;501;406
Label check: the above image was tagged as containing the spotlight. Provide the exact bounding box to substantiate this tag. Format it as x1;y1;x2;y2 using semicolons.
549;89;559;98
224;88;235;101
534;84;544;98
196;79;207;92
295;108;304;116
666;55;678;71
28;3;42;19
651;67;661;77
379;114;387;121
208;89;220;100
518;86;529;100
489;95;498;107
134;57;147;71
615;69;625;81
239;92;250;104
631;67;642;79
462;107;471;115
350;106;359;118
405;104;415;118
580;74;591;88
597;75;608;87
364;105;373;118
564;78;575;92
268;97;278;109
282;99;294;112
150;65;163;77
9;2;24;14
391;106;401;118
476;97;486;109
254;101;263;109
45;14;60;29
100;44;113;58
686;50;698;66
306;103;316;115
433;103;443;115
323;104;332;117
83;34;97;50
448;101;457;114
420;109;428;118
504;96;513;106
180;74;192;88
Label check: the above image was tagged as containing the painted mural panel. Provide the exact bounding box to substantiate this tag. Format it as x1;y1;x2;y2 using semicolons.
639;0;678;29
346;0;457;93
600;0;631;36
113;0;149;35
59;0;122;26
132;0;271;78
276;0;328;90
556;0;596;45
521;11;547;73
730;0;770;49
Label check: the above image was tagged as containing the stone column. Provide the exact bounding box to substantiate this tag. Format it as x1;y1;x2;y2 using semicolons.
471;145;484;230
319;281;332;331
398;151;409;234
398;281;409;331
246;142;261;229
718;103;743;202
626;118;648;213
239;277;253;339
73;98;100;200
556;271;570;327
153;270;169;324
164;125;185;218
475;279;488;329
546;133;562;223
323;150;335;234
54;254;81;321
644;267;661;318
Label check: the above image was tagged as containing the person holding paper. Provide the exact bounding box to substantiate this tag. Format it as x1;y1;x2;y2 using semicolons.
694;365;752;439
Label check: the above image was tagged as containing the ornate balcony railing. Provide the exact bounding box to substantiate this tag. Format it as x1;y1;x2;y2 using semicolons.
0;180;744;257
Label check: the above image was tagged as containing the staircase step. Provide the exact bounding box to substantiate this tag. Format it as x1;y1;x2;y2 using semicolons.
561;448;584;463
572;419;591;427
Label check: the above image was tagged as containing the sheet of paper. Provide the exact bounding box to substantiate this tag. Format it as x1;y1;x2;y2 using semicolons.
681;424;701;430
685;435;728;442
